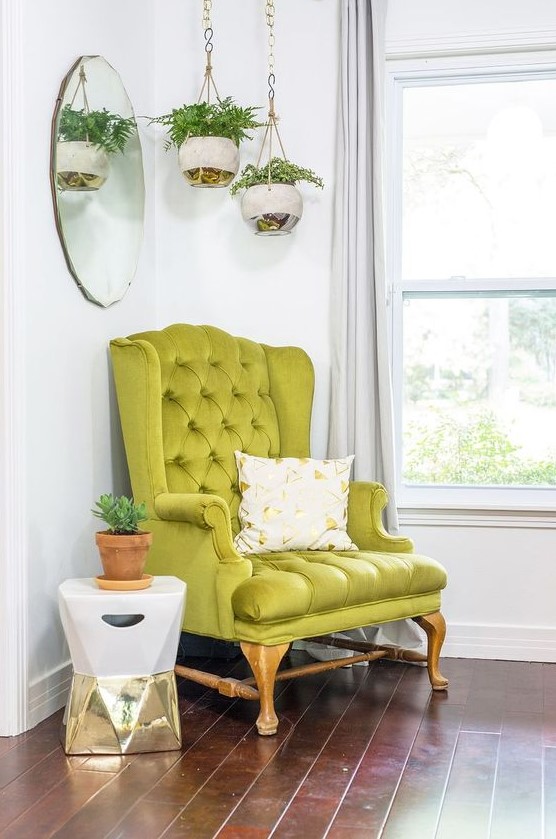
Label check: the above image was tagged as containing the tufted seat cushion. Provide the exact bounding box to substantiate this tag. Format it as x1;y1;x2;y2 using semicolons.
232;549;447;623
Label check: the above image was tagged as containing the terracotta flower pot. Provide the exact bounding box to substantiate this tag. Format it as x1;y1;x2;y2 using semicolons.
95;530;153;581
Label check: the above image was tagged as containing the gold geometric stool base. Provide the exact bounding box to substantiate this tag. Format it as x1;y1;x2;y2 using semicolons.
61;670;181;754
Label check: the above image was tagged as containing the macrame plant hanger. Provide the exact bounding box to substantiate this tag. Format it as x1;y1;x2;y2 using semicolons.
240;0;304;235
56;63;110;192
179;0;240;187
69;65;91;133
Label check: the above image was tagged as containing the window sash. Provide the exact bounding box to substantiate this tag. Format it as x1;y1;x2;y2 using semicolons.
387;60;556;510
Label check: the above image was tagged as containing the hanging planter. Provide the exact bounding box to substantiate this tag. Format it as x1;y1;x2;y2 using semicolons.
55;67;136;192
241;184;302;235
178;136;238;188
153;98;260;188
231;157;323;235
56;140;110;192
234;0;324;234
151;3;260;188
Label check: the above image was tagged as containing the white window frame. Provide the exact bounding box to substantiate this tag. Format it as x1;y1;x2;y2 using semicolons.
386;51;556;512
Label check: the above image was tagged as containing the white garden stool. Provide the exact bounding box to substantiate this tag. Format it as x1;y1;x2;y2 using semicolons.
58;576;186;755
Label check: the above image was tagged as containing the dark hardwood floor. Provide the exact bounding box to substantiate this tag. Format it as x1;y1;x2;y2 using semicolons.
0;652;554;838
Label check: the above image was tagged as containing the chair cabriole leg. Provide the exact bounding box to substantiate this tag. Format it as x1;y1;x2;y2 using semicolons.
240;641;290;735
413;611;449;690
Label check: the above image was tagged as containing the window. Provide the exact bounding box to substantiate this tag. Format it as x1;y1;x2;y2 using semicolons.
389;66;556;508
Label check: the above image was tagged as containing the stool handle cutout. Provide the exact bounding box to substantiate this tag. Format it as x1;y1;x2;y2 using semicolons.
101;614;145;628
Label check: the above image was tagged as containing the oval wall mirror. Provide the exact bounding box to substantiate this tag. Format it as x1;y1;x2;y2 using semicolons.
51;56;145;307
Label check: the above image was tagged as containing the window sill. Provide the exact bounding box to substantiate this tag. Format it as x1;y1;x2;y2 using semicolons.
398;505;556;528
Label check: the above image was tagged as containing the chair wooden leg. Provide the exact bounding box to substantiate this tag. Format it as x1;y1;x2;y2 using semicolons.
240;641;290;736
413;611;449;691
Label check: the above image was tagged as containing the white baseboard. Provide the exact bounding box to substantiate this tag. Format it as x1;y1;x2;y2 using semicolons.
27;661;72;730
443;623;556;662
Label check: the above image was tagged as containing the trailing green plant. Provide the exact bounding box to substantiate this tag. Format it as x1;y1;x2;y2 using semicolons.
92;493;148;535
229;156;324;195
57;105;137;154
151;97;261;149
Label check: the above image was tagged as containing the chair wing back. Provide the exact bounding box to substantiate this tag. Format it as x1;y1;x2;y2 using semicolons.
110;324;314;534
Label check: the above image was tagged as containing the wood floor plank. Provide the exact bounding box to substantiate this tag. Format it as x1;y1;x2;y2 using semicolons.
461;659;510;734
503;662;544;714
0;714;64;789
380;702;464;839
543;665;556;748
489;712;543;839
433;657;476;706
0;731;32;758
435;730;499;839
163;669;346;838
144;653;325;815
105;799;183;838
1;770;113;838
326;663;435;835
51;751;186;839
144;703;266;808
0;658;554;838
544;746;556;839
0;749;95;831
222;663;403;839
261;662;405;839
544;663;556;706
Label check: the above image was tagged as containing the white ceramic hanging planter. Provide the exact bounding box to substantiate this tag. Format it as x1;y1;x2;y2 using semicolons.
178;136;239;188
56;141;110;191
241;182;303;235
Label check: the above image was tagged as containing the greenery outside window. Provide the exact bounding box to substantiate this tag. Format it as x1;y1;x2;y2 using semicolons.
388;65;556;509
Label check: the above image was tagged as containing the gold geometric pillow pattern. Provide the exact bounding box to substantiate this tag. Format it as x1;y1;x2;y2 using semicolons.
233;452;358;555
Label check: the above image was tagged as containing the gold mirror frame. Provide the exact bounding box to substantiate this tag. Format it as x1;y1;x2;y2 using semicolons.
50;56;145;308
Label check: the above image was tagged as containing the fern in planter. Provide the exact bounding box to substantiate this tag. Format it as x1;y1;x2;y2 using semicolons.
151;97;261;149
58;105;137;154
229;157;324;195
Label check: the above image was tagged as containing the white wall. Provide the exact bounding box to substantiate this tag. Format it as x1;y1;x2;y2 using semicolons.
386;0;556;53
18;0;157;727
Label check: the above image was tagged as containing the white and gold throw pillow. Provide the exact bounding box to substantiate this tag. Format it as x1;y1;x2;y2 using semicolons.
233;452;358;554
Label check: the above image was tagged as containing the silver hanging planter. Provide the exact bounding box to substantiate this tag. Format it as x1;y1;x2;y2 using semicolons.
241;182;303;235
56;141;110;191
178;136;239;188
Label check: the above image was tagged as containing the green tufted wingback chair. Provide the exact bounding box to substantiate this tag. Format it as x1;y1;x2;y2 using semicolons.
110;324;448;735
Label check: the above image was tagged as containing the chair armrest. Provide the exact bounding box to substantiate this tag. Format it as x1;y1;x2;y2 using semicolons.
347;481;414;553
154;492;243;562
152;492;251;639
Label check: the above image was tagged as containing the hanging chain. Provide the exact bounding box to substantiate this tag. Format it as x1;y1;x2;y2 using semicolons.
265;0;275;105
202;0;213;54
197;0;220;105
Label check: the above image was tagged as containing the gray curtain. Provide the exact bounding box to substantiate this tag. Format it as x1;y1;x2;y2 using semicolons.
317;0;426;656
328;0;398;532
